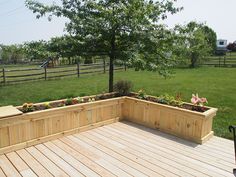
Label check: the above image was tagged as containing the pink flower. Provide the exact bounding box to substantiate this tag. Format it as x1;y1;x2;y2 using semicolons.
191;94;199;104
200;97;208;103
191;94;208;106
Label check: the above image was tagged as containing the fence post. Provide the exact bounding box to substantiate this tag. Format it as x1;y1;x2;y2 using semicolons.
2;68;6;84
77;62;80;78
44;67;47;80
103;59;106;73
124;61;127;71
224;56;226;67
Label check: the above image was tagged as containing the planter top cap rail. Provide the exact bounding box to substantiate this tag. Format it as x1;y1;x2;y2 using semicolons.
0;105;22;119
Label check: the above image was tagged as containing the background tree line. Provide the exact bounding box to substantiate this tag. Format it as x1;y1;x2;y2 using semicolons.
0;0;218;91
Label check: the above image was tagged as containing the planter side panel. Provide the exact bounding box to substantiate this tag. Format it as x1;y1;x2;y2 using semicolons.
123;98;215;144
0;98;123;152
123;98;161;129
158;107;204;140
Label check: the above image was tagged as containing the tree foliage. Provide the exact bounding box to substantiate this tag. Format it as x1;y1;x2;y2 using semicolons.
175;22;217;68
48;36;81;64
0;44;25;64
24;40;51;61
26;0;182;91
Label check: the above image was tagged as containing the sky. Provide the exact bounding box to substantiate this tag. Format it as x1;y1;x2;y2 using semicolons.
0;0;235;45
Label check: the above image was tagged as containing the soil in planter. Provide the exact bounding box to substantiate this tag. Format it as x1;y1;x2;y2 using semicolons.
18;92;120;113
131;94;209;113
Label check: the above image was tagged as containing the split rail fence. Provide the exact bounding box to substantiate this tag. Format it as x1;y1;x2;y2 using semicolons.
0;62;126;85
201;55;236;67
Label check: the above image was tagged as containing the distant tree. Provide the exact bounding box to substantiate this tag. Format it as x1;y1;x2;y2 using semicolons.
201;25;217;54
175;22;216;68
0;44;25;64
227;43;236;52
48;36;81;64
24;40;51;61
26;0;182;92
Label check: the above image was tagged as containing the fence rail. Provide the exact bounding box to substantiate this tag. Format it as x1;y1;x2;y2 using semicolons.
201;56;236;67
0;62;126;85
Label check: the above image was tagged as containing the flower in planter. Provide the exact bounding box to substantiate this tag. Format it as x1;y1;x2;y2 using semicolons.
137;89;147;99
22;103;35;112
88;97;95;102
76;97;84;103
191;94;208;106
72;98;79;104
44;102;51;109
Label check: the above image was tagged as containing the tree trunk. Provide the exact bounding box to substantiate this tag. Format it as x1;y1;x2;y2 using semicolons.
190;53;197;68
68;57;71;65
109;33;115;92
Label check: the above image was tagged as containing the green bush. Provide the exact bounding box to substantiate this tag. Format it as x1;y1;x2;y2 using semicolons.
114;80;132;96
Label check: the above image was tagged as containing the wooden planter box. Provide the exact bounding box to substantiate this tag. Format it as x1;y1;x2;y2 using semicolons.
0;97;124;154
122;97;217;144
0;94;217;154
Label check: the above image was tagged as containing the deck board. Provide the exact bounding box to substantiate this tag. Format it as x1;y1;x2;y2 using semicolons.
6;152;37;177
0;121;235;177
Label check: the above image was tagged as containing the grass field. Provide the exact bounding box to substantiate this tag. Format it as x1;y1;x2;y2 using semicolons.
0;67;235;139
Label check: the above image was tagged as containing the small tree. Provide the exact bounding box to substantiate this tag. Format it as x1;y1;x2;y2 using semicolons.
175;22;216;68
26;0;182;91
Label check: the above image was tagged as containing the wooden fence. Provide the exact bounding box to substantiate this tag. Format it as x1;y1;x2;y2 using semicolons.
0;62;125;85
201;56;236;67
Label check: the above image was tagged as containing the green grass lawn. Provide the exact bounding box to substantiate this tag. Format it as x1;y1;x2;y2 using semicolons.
0;67;235;139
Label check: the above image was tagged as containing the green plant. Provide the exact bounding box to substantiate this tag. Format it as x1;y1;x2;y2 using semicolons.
137;89;147;99
22;103;35;113
157;94;183;107
65;98;73;105
44;102;51;109
113;80;132;96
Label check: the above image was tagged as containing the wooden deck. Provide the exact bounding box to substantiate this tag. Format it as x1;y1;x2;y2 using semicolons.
0;121;235;177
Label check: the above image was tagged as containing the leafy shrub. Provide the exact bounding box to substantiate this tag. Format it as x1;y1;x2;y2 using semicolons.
114;80;132;96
